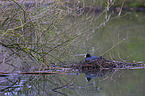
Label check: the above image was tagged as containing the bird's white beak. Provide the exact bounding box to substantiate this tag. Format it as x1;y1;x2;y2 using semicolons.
74;54;86;57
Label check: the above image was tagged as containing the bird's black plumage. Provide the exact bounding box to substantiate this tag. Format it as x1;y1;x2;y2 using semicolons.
85;54;103;62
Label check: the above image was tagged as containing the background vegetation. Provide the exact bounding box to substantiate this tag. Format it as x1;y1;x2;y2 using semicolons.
0;0;145;72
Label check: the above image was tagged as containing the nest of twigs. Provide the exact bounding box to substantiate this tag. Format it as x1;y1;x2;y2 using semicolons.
66;58;143;72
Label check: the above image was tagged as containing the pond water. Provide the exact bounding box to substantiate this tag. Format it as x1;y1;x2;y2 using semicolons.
1;69;145;96
73;11;145;64
1;4;145;96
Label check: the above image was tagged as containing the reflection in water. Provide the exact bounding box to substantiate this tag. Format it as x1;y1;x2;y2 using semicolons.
0;74;31;96
0;69;114;96
85;69;112;82
1;69;145;96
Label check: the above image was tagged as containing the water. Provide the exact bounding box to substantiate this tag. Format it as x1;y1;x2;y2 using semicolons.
71;11;145;64
1;69;145;96
1;2;145;95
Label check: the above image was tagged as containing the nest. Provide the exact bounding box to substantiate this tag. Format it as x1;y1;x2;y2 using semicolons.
68;58;143;72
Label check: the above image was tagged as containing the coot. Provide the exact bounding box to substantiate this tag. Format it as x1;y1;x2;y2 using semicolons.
85;54;103;62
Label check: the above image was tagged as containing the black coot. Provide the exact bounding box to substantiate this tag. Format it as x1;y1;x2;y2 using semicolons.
85;54;103;62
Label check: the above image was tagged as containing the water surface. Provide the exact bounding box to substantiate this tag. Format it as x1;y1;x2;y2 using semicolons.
1;3;145;95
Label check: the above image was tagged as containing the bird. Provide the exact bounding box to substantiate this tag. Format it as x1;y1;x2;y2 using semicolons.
85;54;103;62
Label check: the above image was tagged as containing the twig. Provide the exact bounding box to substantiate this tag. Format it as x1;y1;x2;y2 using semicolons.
51;77;75;91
